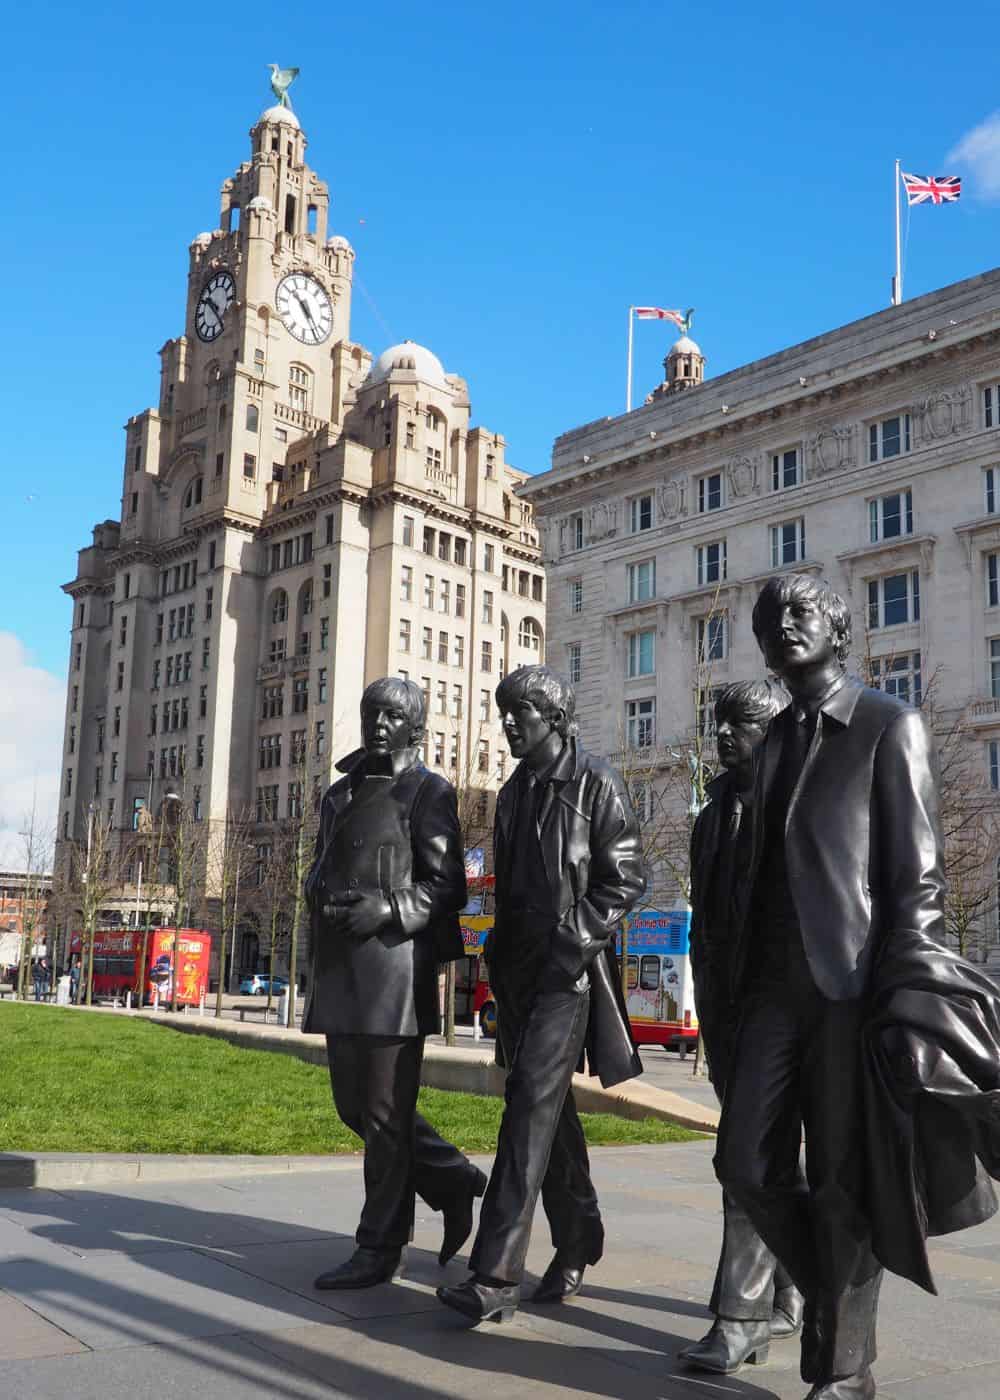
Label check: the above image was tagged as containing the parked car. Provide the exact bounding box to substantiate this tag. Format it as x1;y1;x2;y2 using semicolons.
239;975;289;997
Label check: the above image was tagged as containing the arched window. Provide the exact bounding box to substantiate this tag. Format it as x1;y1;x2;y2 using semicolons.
299;580;313;618
183;477;203;509
271;590;288;625
204;360;221;388
246;403;259;433
289;364;312;413
518;617;542;651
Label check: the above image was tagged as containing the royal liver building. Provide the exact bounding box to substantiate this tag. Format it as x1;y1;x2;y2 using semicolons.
56;87;544;959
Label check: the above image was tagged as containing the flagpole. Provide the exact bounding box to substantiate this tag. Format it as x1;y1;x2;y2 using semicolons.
626;306;634;413
893;158;902;306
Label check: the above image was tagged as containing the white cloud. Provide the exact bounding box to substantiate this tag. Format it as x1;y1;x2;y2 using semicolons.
0;632;65;870
947;111;1000;201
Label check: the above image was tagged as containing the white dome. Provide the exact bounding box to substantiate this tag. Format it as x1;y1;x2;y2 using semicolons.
258;104;301;128
366;340;448;390
326;234;353;253
191;232;213;247
248;195;273;211
668;334;702;357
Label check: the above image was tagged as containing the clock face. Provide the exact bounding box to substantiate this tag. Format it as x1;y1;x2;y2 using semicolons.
195;271;235;342
275;273;333;345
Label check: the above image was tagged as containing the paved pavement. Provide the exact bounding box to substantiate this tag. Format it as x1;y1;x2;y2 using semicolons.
2;1140;999;1398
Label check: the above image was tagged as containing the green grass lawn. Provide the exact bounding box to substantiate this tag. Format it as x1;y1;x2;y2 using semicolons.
0;1004;704;1155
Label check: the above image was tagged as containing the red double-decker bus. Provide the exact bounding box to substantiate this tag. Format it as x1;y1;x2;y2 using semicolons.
69;928;211;1006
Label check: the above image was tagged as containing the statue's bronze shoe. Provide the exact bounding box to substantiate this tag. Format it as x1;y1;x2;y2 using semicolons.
679;1318;771;1373
314;1246;403;1290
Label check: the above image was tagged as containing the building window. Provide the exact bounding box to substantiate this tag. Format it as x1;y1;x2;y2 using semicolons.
626;698;655;749
423;526;435;555
400;566;413;602
697;684;726;739
567;642;582;684
439;580;450;614
629;494;653;533
986;467;997;515
438;533;451;563
484;543;495;572
315;719;326;756
317;667;328;703
698;472;723;513
259;733;282;769
984;384;1000;428
627;559;656;603
243;453;257;480
453;635;465;667
480;689;491;722
869;490;913;542
202;638;210;669
196;734;205;767
989;554;1000;608
119;615;128;647
403;516;414;548
116;661;125;691
423;575;435;610
271;592;288;624
261;684;283;720
871;652;922;706
627;630;655;678
73;642;82;671
569;580;583;614
321;562;332;599
531;575;543;603
772;447;801;491
481;640;493;673
421;627;433;660
695;541;726;586
991;639;1000;698
478;740;490;773
289;363;312;412
867;571;920;628
569;514;584;551
482;591;494;624
486;452;496;478
868;412;911;463
399;618;412;653
269;637;286;664
697;615;729;662
454;538;467;566
204;587;214;621
64;768;72;797
438;630;449;664
319;616;329;651
770;518;806;567
518;618;542;651
290;729;307;766
292;677;309;713
990;740;1000;791
452;684;463;719
199;685;208;719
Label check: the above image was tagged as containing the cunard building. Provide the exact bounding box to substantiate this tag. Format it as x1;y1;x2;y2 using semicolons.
56;87;544;972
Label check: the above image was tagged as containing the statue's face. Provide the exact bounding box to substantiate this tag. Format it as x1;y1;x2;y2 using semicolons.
758;595;837;678
716;712;768;772
361;700;415;756
500;697;557;760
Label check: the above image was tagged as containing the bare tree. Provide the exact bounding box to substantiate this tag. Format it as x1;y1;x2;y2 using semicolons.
204;806;255;1017
14;795;54;999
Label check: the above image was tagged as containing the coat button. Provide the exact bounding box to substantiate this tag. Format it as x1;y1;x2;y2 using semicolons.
348;877;358;888
352;838;363;848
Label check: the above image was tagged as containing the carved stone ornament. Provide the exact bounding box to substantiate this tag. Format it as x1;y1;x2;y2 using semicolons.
916;385;973;444
588;501;617;542
657;476;687;521
536;517;558;562
806;424;856;479
726;454;759;498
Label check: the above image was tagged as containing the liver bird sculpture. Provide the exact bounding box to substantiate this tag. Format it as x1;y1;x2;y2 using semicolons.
267;65;299;108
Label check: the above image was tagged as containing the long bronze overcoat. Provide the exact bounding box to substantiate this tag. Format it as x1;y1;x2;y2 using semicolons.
492;738;646;1088
302;746;466;1038
735;679;946;1002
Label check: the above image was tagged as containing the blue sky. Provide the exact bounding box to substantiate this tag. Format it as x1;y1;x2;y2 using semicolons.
3;0;1000;853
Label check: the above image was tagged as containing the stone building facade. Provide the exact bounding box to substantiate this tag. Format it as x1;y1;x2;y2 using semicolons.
521;268;1000;961
56;99;544;967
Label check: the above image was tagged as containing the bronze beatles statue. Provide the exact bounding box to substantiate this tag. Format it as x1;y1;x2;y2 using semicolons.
437;664;646;1323
303;677;485;1289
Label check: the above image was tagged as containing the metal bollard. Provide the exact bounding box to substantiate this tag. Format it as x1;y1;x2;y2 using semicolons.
199;991;205;1016
153;987;160;1011
125;990;132;1010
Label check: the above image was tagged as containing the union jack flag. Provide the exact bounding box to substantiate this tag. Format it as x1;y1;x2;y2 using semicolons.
901;173;962;206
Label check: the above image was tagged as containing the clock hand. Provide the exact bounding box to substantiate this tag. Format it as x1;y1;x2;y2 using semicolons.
295;294;319;332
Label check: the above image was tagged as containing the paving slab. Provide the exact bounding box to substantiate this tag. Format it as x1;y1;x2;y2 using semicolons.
1;1140;999;1398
